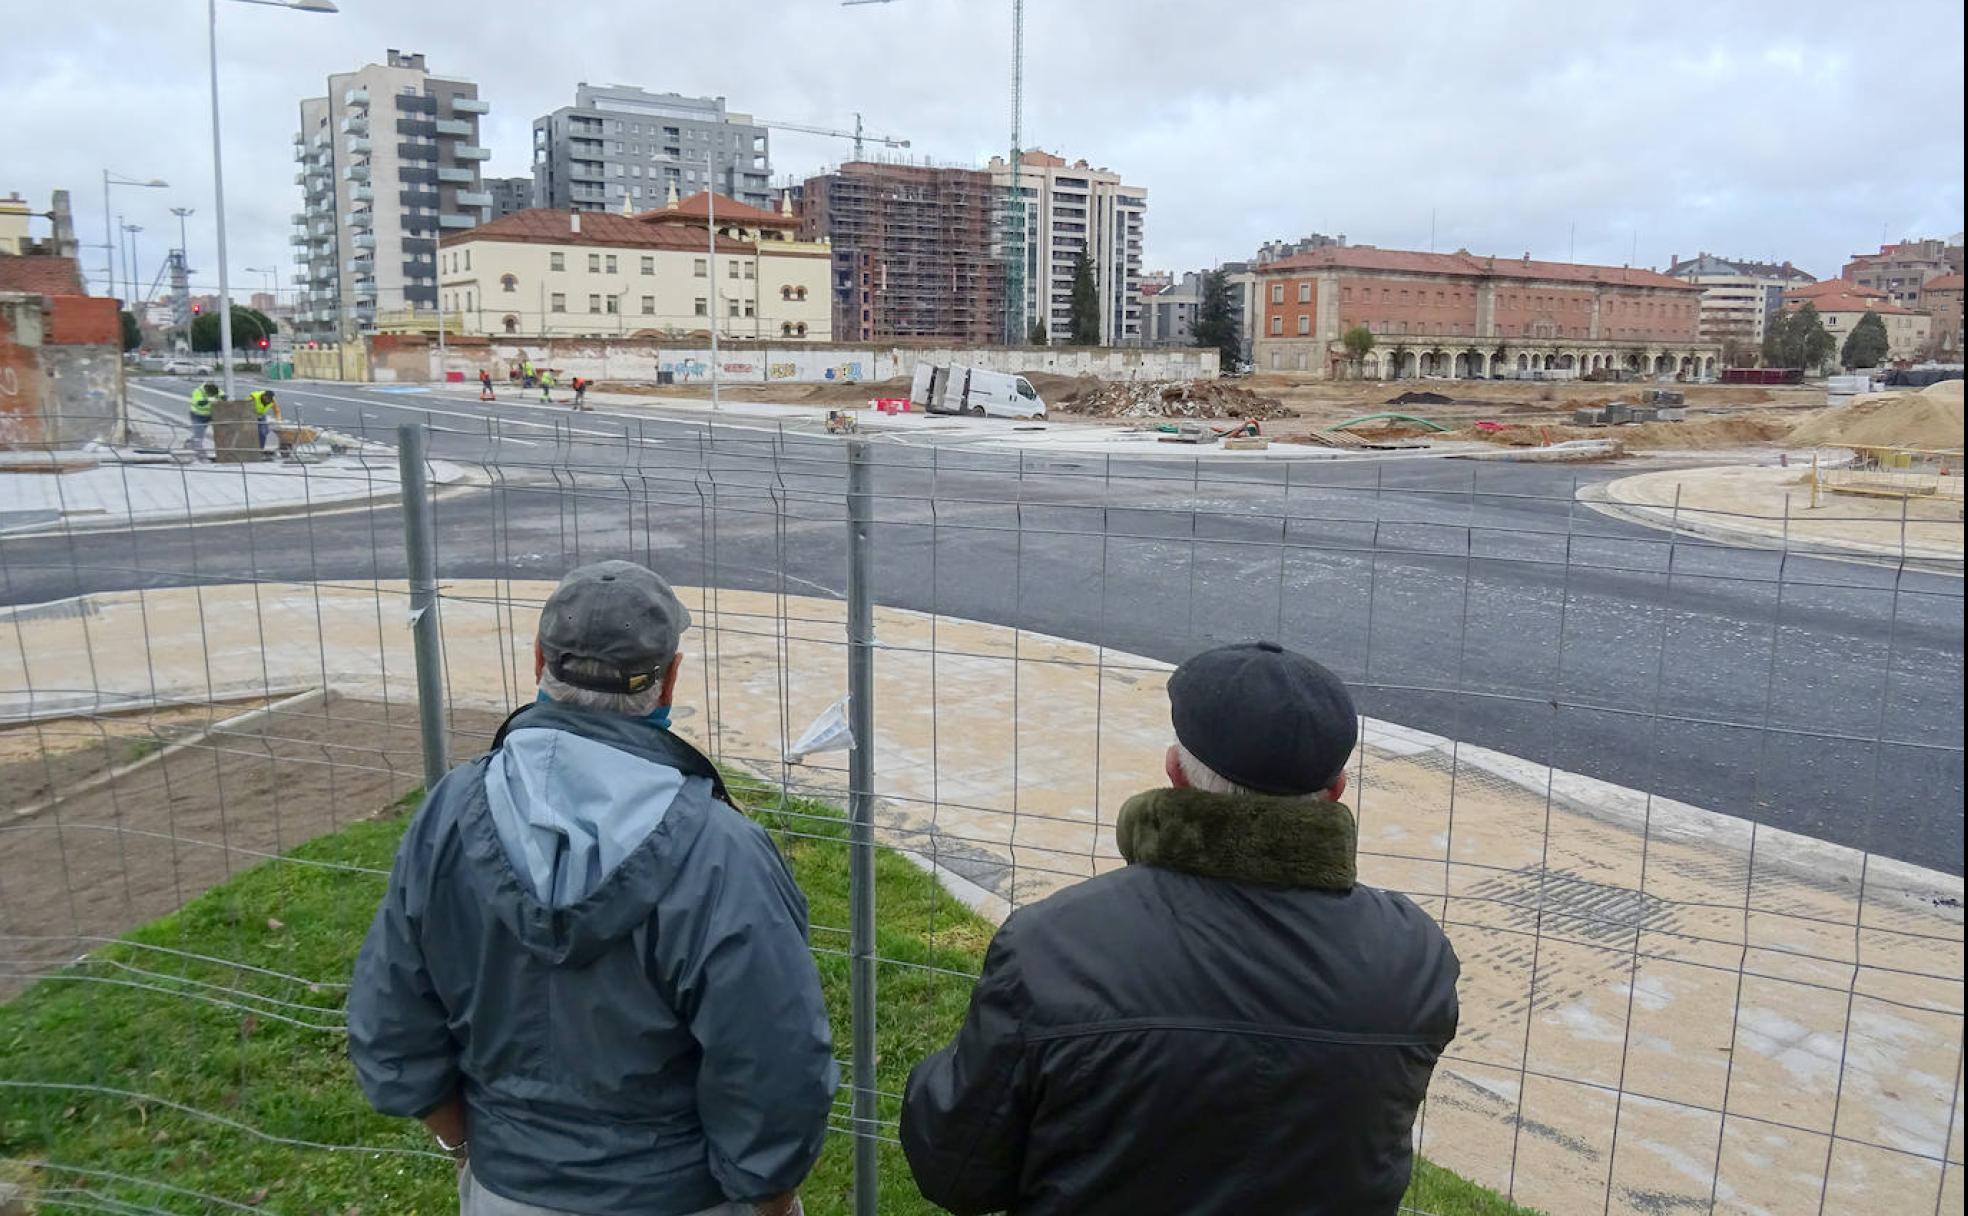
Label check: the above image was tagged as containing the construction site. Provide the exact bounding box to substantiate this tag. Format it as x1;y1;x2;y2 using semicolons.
798;162;1005;345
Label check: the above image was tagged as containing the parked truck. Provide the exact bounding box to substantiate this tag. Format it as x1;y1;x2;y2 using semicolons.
909;362;1048;420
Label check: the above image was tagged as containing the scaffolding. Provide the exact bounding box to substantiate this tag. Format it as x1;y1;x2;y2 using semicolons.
803;163;1004;345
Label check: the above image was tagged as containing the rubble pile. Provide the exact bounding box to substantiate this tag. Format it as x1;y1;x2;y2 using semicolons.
1055;379;1297;421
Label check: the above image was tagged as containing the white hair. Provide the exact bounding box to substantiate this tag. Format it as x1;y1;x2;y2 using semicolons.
538;655;670;717
1173;741;1260;797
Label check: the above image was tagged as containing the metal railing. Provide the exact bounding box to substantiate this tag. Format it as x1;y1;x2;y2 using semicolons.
1815;445;1966;502
0;411;1961;1216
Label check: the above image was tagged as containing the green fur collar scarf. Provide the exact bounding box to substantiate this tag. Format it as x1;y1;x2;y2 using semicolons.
1115;787;1357;891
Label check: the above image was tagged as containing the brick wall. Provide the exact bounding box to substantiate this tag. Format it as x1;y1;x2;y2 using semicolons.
0;291;122;450
0;297;46;449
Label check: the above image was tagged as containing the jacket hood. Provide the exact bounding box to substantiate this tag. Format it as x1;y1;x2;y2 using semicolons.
462;703;722;966
1115;786;1357;891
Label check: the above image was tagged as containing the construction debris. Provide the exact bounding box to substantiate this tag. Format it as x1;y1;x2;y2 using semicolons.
1571;402;1687;425
1054;379;1297;421
1386;390;1454;406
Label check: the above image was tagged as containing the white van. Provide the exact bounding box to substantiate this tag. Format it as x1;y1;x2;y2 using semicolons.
910;362;1048;420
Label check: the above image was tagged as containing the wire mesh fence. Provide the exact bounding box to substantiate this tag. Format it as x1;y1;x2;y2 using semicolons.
1;409;1962;1215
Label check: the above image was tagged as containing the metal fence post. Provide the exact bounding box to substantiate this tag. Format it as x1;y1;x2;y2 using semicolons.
846;436;879;1216
398;422;449;792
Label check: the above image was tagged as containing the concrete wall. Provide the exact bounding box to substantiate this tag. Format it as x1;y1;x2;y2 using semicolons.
292;343;369;382
400;339;1217;384
0;292;122;450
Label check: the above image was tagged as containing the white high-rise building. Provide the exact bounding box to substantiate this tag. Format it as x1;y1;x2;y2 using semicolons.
292;50;491;339
989;151;1145;345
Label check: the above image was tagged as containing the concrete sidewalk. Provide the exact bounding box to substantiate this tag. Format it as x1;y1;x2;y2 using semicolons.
1581;462;1964;568
4;580;1959;1216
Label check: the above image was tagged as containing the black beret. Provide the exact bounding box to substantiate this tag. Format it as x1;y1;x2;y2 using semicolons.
1169;641;1358;796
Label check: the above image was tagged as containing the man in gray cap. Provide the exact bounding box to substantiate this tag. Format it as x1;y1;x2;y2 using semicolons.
901;641;1460;1216
349;560;836;1216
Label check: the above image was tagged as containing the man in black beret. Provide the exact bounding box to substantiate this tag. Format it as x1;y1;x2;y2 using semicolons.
901;641;1460;1216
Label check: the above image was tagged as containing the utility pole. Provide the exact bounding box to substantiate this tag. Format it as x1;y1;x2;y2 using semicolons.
708;165;720;414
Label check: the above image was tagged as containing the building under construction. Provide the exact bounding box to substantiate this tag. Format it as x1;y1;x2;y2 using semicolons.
798;162;1002;344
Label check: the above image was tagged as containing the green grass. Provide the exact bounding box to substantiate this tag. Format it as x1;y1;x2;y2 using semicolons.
0;777;1538;1215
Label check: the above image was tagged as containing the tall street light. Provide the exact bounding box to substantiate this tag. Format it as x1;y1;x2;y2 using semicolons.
101;171;167;300
207;0;338;398
123;222;145;306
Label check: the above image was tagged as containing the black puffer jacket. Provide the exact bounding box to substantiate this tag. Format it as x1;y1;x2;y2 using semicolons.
900;787;1460;1216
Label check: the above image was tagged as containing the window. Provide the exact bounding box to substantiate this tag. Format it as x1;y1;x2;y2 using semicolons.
588;253;601;273
605;255;618;274
550;293;566;312
728;298;739;317
464;250;471;271
588;293;601;313
641;295;654;314
500;273;517;292
1269;316;1283;335
503;315;518;334
1341;286;1352;302
1270;283;1284;304
550;252;565;271
728;262;739;279
744;263;754;281
605;296;618;314
795;285;807;301
1297;314;1310;335
694;297;707;316
1297;283;1311;304
694;258;707;277
743;301;754;318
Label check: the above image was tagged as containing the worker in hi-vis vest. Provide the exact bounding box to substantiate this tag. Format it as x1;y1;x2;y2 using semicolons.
189;382;218;457
248;389;280;452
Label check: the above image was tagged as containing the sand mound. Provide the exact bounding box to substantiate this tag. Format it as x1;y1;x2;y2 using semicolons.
1445;415;1794;450
1787;385;1965;450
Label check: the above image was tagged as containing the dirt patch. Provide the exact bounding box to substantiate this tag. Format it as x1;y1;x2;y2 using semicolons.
0;694;506;999
0;703;261;813
1053;378;1297;421
1786;380;1965;450
1443;414;1798;449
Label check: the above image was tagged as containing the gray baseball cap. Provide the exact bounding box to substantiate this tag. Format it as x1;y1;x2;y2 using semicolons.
538;561;692;695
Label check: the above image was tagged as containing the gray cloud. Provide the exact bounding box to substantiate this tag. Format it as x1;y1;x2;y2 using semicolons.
2;0;1960;302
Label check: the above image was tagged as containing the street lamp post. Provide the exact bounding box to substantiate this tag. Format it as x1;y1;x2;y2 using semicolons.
100;171;167;300
123;222;144;306
206;0;338;399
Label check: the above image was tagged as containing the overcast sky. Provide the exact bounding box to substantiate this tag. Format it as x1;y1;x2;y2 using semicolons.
4;0;1962;303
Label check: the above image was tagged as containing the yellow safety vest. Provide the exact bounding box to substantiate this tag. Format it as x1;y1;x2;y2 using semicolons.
249;391;276;417
189;389;215;419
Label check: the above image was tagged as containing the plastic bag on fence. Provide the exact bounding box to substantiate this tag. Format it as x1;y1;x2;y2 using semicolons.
785;696;853;763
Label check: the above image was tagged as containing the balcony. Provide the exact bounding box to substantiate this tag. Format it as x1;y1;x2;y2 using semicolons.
289;232;309;246
451;96;490;114
456;190;493;208
349;210;374;230
351;233;377;251
351;184;373;203
346;135;372;155
341;115;368;136
348;255;374;274
293;171;307;185
342;164;370;182
569;162;604;182
294;144;308;163
434;117;473;137
437;212;477;229
435;165;473;184
344;86;369;107
292;251;308;265
452;145;490;161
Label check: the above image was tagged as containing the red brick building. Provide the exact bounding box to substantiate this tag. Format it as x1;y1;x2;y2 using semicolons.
1919;272;1962;357
1251;247;1719;380
0;254;125;449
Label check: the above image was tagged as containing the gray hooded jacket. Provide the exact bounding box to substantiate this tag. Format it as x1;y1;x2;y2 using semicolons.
348;701;837;1215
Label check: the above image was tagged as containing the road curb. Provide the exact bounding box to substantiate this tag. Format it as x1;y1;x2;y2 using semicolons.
1576;480;1965;574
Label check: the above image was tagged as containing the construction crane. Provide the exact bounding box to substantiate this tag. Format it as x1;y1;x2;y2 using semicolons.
845;0;1025;344
757;113;908;162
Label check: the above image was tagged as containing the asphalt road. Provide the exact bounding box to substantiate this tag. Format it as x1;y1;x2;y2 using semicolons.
4;377;1960;874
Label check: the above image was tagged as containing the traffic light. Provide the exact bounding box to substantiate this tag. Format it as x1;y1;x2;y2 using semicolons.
191;303;202;315
257;338;269;350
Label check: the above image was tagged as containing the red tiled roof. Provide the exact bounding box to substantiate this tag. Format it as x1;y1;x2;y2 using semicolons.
441;208;752;253
1921;273;1965;292
1784;278;1888;301
1259;246;1697;290
639;191;796;228
1786;292;1915;316
0;255;86;297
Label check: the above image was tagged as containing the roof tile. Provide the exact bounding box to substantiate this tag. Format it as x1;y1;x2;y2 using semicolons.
1261;246;1697;290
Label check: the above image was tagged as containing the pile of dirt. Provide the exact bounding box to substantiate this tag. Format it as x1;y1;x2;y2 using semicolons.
1786;380;1965;450
1387;390;1454;406
1054;379;1296;421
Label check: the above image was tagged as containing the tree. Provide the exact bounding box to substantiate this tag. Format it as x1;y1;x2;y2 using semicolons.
1067;250;1100;345
190;305;278;353
119;310;142;352
1720;336;1756;368
1763;304;1834;371
1027;319;1049;346
1191;269;1241;370
1341;325;1376;376
1841;311;1890;369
